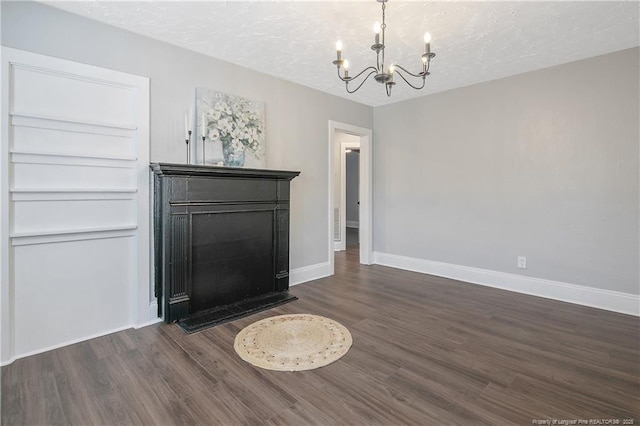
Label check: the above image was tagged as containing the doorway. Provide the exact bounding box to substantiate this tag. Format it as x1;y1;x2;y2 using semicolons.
345;148;360;251
337;139;360;253
328;121;372;274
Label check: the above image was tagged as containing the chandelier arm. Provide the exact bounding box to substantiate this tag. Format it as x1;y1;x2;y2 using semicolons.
346;71;377;93
393;69;426;90
393;64;428;79
338;65;378;82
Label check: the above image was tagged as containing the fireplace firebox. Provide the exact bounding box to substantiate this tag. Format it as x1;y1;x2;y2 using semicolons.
151;163;300;329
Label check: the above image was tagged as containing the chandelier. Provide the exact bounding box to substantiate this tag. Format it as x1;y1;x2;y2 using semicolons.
332;0;436;97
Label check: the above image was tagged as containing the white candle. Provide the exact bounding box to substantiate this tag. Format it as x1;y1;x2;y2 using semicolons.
424;32;431;54
184;113;188;139
201;112;205;137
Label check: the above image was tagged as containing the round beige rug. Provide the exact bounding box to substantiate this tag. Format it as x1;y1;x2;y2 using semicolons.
233;314;352;371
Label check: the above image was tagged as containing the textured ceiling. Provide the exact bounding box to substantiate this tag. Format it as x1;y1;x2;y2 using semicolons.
44;1;639;107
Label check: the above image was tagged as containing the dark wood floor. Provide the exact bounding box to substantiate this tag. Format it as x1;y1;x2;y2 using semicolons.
2;247;639;425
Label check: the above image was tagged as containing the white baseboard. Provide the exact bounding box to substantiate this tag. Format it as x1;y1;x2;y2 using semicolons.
346;221;359;229
135;318;163;329
373;252;639;317
134;301;163;329
2;302;164;366
333;241;344;251
290;261;332;286
1;324;133;366
1;358;15;367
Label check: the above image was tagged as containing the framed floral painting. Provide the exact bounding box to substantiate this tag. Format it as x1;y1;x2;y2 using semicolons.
196;88;266;168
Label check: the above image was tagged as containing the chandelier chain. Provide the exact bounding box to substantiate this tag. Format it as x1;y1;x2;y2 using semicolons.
380;1;386;72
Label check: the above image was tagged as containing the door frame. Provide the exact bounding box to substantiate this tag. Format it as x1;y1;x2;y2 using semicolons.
328;120;373;272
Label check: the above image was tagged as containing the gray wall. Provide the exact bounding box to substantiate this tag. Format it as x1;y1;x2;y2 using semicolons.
374;47;639;295
3;1;638;296
1;1;373;270
346;152;360;225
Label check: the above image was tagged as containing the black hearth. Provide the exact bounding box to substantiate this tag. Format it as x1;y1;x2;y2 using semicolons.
151;163;300;330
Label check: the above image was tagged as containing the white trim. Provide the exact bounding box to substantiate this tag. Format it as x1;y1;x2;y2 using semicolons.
373;252;640;317
358;131;372;265
133;73;150;328
327;123;336;275
289;261;332;286
0;300;162;366
346;221;359;229
333;241;342;252
135;317;163;329
328;121;373;269
9;62;142;90
0;324;133;367
11;189;137;202
11;226;136;246
134;301;163;329
1;45;13;365
1;47;151;364
10;150;137;167
10;111;138;132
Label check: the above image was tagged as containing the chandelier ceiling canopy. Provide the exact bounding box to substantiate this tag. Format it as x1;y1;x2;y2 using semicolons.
333;0;436;97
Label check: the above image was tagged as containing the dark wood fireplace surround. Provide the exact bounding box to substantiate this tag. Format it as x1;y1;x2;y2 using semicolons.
151;163;300;328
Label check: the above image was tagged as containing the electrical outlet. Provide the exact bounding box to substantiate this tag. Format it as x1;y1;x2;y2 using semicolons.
517;256;527;269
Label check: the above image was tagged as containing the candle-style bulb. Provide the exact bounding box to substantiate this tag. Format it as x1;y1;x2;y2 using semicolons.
343;60;350;70
389;64;395;74
335;40;343;63
373;21;381;45
424;32;431;54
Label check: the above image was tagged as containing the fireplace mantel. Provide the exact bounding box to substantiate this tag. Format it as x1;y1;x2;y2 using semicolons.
151;163;300;325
